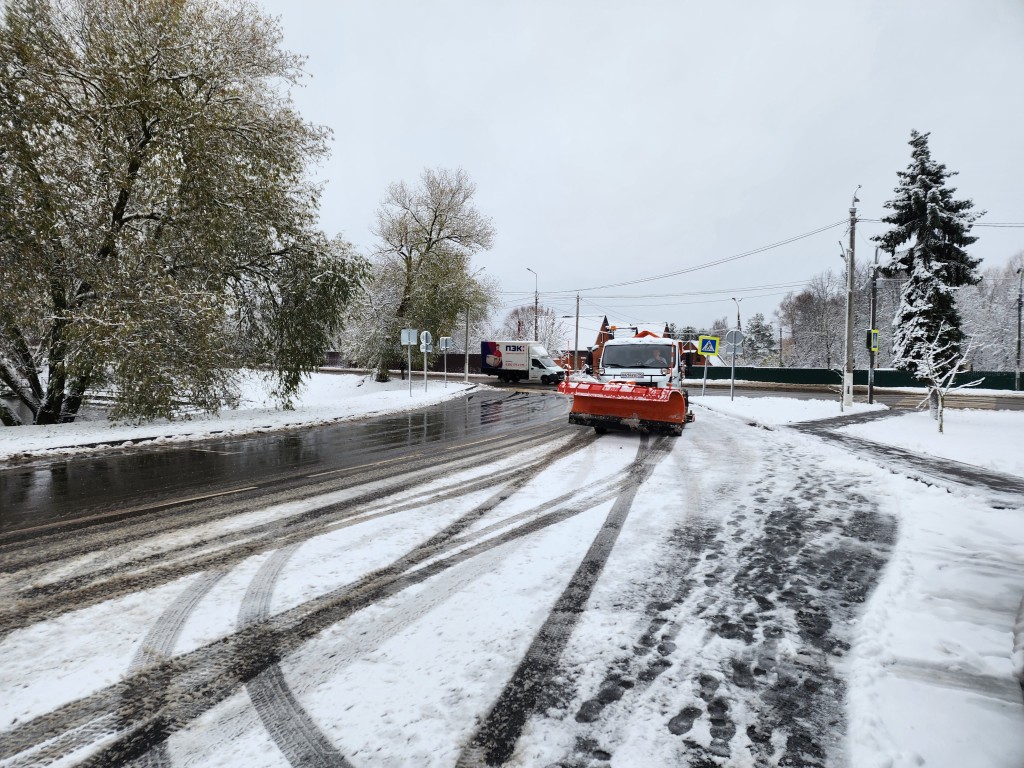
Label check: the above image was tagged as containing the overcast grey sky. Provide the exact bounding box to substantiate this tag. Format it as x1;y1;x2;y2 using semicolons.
257;0;1024;334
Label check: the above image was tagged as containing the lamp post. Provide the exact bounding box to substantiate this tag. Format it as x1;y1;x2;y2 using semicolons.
526;267;538;341
731;297;743;332
843;186;860;408
1016;266;1022;391
730;297;743;401
463;267;485;383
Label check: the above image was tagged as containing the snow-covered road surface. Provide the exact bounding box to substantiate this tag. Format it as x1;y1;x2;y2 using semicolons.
1;391;1022;767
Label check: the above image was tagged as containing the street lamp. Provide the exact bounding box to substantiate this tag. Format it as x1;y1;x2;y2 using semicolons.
464;267;485;383
526;267;538;340
1016;266;1022;391
729;297;743;401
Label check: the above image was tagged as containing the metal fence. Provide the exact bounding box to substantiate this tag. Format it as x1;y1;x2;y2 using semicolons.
699;366;1017;390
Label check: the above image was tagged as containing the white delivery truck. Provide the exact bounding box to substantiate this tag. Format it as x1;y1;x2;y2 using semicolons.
480;340;565;384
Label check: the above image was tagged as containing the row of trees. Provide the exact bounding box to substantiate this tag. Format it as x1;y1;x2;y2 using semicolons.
1;0;1009;428
0;0;500;424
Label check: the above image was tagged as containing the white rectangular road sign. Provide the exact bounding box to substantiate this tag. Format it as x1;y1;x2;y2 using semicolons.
401;328;418;346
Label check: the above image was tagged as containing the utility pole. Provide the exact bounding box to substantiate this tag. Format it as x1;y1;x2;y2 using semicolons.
778;324;783;367
574;293;580;372
526;267;538;341
868;247;879;404
1016;266;1022;391
730;297;742;401
843;186;859;407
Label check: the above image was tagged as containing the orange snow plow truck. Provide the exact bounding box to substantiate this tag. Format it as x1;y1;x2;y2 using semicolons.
557;330;695;436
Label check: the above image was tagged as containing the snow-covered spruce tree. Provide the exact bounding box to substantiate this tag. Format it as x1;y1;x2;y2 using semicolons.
872;131;982;392
0;0;365;426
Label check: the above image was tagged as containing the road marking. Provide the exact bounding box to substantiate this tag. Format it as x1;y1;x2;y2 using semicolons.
306;454;422;478
445;435;503;451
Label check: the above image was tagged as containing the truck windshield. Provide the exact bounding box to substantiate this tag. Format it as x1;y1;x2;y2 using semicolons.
538;357;558;368
602;344;673;369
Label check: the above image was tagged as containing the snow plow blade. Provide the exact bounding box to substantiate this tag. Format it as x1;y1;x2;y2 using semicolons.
558;381;694;435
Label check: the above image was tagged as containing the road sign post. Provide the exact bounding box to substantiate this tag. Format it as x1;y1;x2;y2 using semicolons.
401;328;418;396
439;336;453;386
698;335;720;397
420;331;432;392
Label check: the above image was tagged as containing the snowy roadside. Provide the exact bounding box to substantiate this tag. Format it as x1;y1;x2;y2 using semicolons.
693;393;1024;479
0;371;477;464
696;393;1024;767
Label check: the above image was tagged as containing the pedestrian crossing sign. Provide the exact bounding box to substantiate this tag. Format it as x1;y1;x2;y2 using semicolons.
699;335;720;355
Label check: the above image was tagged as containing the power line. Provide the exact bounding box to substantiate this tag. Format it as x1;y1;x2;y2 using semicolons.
499;280;811;300
549;219;849;294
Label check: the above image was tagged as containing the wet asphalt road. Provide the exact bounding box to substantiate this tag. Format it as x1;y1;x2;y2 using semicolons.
0;389;568;536
3;380;1020;537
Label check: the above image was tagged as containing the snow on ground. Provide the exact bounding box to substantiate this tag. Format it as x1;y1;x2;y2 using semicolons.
694;393;1024;477
0;371;474;463
840;408;1024;478
2;383;1023;766
696;395;1024;768
691;392;888;426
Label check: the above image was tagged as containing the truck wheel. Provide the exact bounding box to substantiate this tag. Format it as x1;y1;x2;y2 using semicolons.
594;426;608;435
540;375;549;385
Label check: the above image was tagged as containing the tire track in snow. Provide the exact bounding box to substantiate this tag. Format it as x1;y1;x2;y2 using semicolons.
528;417;757;766
791;420;1024;499
0;425;578;636
513;417;896;767
127;571;227;768
660;439;896;766
455;434;676;767
0;431;619;766
239;544;355;768
0;414;563;572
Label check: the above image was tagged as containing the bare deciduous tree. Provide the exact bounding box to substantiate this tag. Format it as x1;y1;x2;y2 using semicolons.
362;167;496;380
496;305;568;354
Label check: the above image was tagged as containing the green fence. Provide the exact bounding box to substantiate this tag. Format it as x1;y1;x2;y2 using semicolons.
698;366;1018;391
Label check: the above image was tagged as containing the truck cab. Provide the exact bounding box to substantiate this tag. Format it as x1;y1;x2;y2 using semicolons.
595;332;684;391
